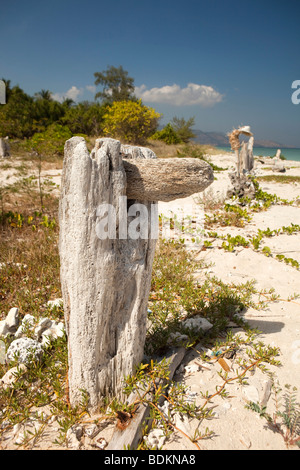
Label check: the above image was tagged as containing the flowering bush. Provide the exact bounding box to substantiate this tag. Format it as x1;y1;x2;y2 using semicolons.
103;100;161;145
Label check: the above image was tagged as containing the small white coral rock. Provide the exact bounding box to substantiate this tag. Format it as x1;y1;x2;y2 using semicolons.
0;308;19;337
5;308;19;332
6;337;44;365
15;314;35;338
41;321;65;346
182;316;213;333
144;428;166;449
0;364;27;390
47;298;63;309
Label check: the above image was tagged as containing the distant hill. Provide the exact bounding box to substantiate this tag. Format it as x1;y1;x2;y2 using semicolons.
192;129;289;148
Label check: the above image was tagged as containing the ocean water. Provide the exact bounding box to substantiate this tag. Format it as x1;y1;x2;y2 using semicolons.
216;147;300;162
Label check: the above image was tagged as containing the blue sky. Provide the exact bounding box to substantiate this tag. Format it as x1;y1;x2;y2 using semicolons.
0;0;299;146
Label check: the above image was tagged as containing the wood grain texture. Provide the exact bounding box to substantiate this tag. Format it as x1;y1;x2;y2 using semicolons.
123;157;214;202
59;137;157;410
59;136;214;411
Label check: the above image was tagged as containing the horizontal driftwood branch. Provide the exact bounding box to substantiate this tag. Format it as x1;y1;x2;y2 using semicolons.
123;157;214;202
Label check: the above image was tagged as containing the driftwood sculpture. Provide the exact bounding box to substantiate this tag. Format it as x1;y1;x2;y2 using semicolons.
227;126;256;199
59;137;213;411
239;136;254;173
228;125;253;176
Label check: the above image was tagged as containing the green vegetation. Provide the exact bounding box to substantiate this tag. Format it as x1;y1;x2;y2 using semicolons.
257;175;300;184
147;239;269;354
61;101;106;136
151;123;182;145
221;234;249;252
119;332;282;450
0;176;290;448
170;116;196;143
102;99;161;145
202;177;300;270
205;203;252;228
206;221;300;269
151;117;196;145
24;123;73;157
0;78;156;147
0;80;73;139
1;68;299;449
1;68;200;151
94;65;136;104
204;176;300;233
247;383;300;448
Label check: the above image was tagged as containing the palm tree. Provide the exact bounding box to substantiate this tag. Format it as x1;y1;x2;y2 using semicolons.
62;98;74;108
34;89;53;101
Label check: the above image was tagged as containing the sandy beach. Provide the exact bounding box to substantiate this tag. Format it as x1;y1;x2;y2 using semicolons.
157;152;300;450
1;150;300;450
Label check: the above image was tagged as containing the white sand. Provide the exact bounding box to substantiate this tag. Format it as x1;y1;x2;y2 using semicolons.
1;151;300;450
158;153;300;450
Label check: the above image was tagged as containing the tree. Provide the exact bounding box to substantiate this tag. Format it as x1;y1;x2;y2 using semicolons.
33;92;65;133
61;101;105;136
34;89;53;101
26;123;73;157
0;85;35;138
170;116;196;143
151;123;182;144
62;98;75;109
94;65;136;104
103;100;161;144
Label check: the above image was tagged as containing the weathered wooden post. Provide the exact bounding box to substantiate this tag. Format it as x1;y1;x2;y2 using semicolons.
246;136;254;172
228;126;253;176
239;136;254;173
227;126;256;199
59;137;213;411
0;137;10;158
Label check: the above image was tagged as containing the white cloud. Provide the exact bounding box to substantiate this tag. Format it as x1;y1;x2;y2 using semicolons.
135;83;224;107
66;86;83;101
51;84;97;103
86;85;96;94
51;86;83;103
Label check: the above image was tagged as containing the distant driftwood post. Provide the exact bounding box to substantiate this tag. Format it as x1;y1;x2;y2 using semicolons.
227;126;256;199
228;126;254;176
59;137;213;411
